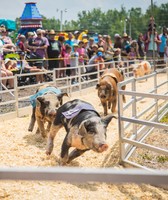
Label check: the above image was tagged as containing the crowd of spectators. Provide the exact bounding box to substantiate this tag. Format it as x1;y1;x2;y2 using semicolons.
0;16;168;87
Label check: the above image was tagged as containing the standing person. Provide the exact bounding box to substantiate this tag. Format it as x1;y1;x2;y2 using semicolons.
137;33;145;60
16;34;26;52
87;37;95;59
47;29;61;77
65;32;74;48
77;40;87;75
28;29;49;71
159;26;167;66
64;44;72;77
164;39;168;65
121;33;130;60
113;33;122;49
70;43;79;84
73;31;80;44
144;27;161;61
104;35;114;68
58;35;66;78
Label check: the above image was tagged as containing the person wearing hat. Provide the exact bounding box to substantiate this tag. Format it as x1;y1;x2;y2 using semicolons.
86;51;105;79
1;59;14;89
87;37;96;59
16;34;26;52
19;51;46;83
73;31;80;44
47;29;61;74
27;28;49;73
121;32;130;60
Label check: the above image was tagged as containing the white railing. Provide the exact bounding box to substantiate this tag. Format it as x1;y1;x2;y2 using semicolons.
118;67;168;170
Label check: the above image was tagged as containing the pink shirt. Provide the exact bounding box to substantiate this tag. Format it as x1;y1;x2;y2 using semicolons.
64;52;71;66
77;47;85;63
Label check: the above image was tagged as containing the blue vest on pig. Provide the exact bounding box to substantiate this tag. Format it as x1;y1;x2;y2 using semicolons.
62;103;99;119
30;87;61;108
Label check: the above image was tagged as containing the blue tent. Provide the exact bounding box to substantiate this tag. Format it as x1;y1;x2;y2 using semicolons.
0;19;16;31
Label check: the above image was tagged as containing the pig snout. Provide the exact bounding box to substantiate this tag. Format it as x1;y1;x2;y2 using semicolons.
47;109;57;117
100;94;106;99
96;143;108;152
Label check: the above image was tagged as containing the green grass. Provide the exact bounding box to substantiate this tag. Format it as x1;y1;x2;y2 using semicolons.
160;113;168;123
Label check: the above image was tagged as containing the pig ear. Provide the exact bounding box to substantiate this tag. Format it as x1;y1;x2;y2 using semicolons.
79;121;87;136
106;83;111;90
36;96;45;107
102;114;117;127
96;84;100;89
57;92;69;105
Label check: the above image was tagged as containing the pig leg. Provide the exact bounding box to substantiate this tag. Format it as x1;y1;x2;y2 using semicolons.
28;107;36;132
67;149;89;163
36;128;40;134
108;101;111;109
36;117;46;138
111;99;117;113
46;121;52;133
102;101;108;116
46;124;62;155
60;136;71;165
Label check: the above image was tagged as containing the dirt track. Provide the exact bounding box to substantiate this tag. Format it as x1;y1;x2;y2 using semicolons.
0;73;168;200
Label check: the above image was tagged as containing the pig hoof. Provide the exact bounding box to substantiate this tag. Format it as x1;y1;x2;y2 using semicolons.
46;150;51;155
28;127;33;132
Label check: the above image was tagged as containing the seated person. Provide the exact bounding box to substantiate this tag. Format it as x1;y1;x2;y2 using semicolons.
19;52;46;83
86;51;105;79
0;60;14;89
4;58;19;72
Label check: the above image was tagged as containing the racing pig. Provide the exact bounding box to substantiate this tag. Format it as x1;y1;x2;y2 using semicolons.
28;84;68;138
96;68;126;116
46;99;116;165
132;61;152;78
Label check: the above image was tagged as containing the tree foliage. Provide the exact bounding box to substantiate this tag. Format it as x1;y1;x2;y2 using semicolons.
16;3;168;40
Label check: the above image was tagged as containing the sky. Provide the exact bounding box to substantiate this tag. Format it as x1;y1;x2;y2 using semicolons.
0;0;167;22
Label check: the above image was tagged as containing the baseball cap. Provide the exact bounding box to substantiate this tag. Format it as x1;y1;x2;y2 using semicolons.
114;33;121;38
83;39;88;43
73;43;79;47
4;58;11;65
97;51;103;57
74;30;79;35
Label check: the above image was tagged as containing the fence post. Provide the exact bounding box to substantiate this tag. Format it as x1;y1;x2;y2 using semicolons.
132;78;137;138
14;75;19;117
118;83;125;164
153;72;159;122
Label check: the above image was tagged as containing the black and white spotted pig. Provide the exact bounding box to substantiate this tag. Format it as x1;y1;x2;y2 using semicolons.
46;99;116;165
28;84;68;138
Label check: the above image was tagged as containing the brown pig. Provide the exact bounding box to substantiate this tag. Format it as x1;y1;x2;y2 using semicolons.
132;61;152;78
96;68;126;116
28;84;68;138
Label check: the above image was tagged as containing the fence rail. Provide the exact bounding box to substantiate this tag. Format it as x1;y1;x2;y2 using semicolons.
118;67;168;170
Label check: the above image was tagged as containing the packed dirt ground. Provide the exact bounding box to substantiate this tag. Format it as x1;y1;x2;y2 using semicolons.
0;72;168;200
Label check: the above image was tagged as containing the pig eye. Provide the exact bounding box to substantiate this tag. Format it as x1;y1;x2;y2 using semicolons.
44;101;50;106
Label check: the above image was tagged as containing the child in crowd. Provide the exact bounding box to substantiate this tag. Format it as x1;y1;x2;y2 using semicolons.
64;44;72;77
70;43;79;84
127;46;137;64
